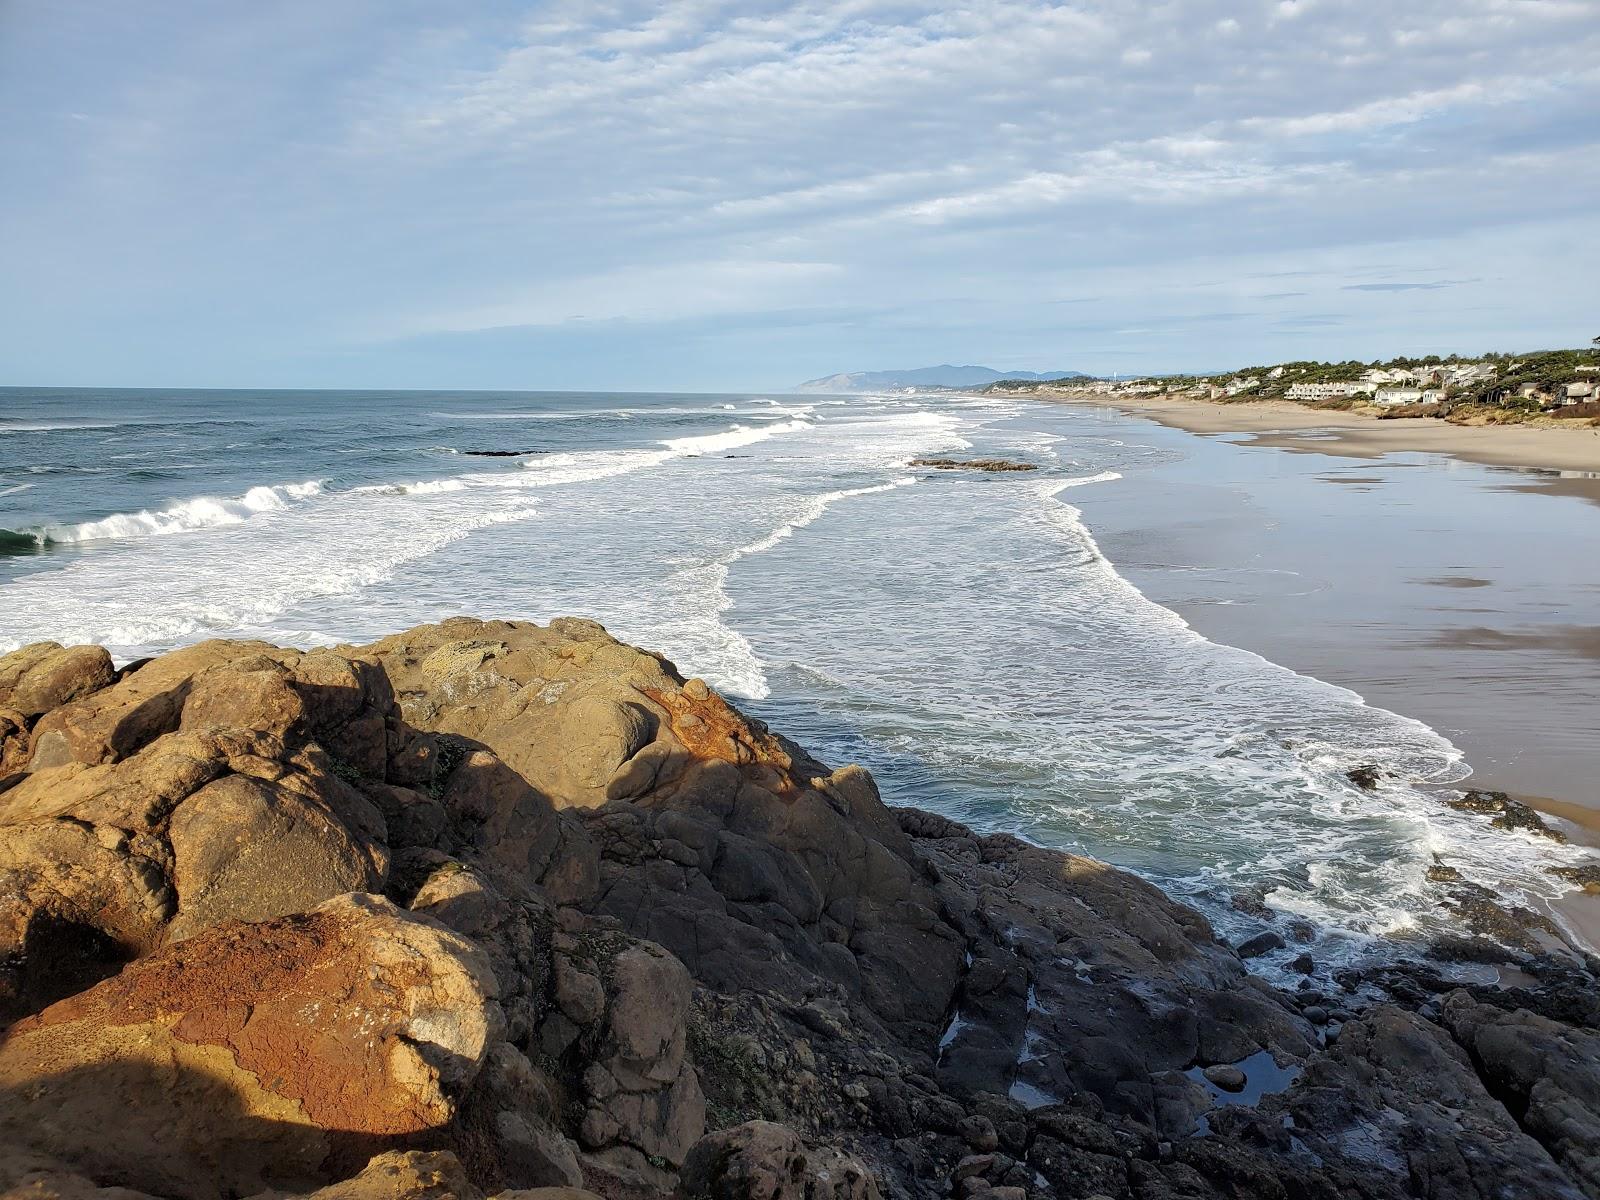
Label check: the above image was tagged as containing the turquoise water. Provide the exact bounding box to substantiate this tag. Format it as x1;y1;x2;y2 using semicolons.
1;386;1591;970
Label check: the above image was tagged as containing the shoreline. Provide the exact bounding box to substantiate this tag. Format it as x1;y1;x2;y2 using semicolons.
1031;389;1600;503
1023;390;1600;958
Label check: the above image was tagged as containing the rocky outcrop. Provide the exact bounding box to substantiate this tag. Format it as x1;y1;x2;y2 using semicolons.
910;457;1038;472
1;618;1597;1200
0;894;499;1198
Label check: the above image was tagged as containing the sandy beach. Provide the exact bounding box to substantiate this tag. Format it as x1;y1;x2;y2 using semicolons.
1036;391;1600;502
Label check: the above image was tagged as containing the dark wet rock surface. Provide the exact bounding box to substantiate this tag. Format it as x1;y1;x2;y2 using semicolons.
910;457;1039;472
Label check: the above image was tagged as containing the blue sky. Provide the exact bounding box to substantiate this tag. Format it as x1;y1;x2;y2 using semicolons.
2;1;1597;391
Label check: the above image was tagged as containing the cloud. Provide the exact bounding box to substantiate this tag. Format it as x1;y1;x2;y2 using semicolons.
1342;280;1474;292
0;0;1597;387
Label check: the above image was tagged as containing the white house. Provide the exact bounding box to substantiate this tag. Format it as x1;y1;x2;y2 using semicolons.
1372;388;1443;406
1285;381;1371;400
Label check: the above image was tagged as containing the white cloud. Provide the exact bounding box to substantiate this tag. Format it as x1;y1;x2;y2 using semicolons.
1;0;1598;385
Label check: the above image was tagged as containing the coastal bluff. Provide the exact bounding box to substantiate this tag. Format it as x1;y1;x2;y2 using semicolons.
1;620;1596;1200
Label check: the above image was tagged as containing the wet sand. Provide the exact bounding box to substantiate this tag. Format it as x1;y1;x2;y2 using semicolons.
1047;392;1600;504
1048;399;1600;955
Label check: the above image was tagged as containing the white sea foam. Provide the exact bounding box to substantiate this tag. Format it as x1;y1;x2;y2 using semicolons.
662;419;812;456
35;480;327;544
659;477;919;699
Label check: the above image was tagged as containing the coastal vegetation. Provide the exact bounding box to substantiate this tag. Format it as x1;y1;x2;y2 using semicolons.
986;345;1600;426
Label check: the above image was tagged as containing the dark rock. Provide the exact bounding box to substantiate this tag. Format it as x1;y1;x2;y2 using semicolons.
908;458;1038;473
1448;789;1567;842
1235;930;1286;959
1203;1064;1246;1092
1346;764;1382;790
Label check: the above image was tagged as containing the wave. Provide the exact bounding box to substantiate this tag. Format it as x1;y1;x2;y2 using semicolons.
350;479;467;496
661;419;812;456
0;528;47;556
0;483;35;498
671;477;920;700
26;480;326;547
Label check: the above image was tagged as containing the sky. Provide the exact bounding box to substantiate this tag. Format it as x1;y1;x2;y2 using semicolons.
2;0;1597;391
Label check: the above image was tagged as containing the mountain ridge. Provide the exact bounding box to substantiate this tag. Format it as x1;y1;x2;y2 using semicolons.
794;364;1087;392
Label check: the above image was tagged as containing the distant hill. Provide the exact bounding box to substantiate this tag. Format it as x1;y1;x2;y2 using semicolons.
794;365;1086;393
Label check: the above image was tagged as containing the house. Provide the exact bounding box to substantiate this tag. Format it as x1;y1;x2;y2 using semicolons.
1363;368;1418;386
1563;381;1596;404
1285;381;1371;400
1440;362;1496;387
1372;387;1440;406
1267;366;1285;379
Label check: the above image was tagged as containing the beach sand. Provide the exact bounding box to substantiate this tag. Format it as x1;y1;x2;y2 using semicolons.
1062;392;1600;503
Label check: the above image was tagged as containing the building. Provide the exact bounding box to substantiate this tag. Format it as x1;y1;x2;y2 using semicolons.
1563;381;1596;404
1285;381;1371;400
1440;363;1497;387
1363;368;1418;386
1372;387;1442;406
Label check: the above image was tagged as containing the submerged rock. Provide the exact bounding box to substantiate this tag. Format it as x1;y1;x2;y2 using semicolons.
1448;788;1567;842
910;457;1038;472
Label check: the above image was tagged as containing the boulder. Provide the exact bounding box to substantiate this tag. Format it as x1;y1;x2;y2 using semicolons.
2;644;116;717
1443;992;1600;1196
0;894;502;1200
679;1121;881;1200
165;773;388;941
1281;1005;1586;1199
27;641;276;770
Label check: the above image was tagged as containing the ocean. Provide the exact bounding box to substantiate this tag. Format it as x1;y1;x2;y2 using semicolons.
1;385;1591;973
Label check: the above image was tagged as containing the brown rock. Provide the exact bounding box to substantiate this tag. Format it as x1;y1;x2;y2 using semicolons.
0;819;172;1022
28;641;276;770
294;1150;485;1199
679;1121;881;1200
6;645;116;718
0;894;501;1200
165;773;388;942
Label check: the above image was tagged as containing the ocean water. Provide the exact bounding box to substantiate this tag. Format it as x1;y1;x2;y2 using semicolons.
1;386;1591;971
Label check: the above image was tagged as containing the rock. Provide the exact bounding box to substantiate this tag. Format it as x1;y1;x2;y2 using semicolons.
1288;954;1315;974
957;1114;1000;1152
5;621;1596;1200
575;940;705;1168
1550;864;1600;894
0;819;171;1022
26;641;273;770
1281;1005;1587;1199
1448;789;1566;842
1443;992;1600;1194
295;1151;484;1199
165;773;388;941
0;894;502;1199
908;458;1038;473
2;645;116;718
1346;764;1382;790
1203;1064;1246;1092
679;1121;881;1200
1235;930;1285;959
